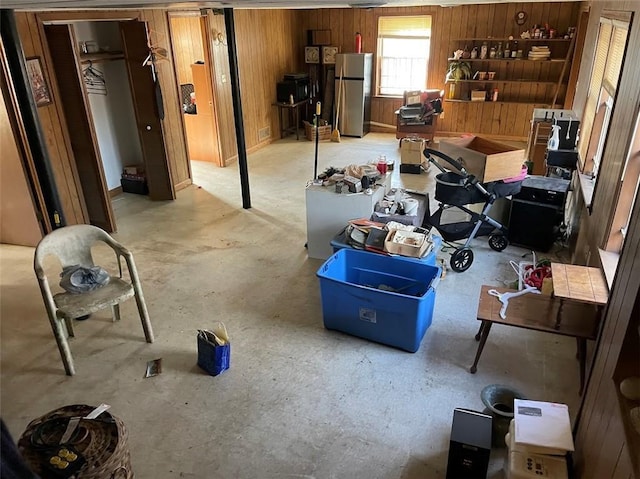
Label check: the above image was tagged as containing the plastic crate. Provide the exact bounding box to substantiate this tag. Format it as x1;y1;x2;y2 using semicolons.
330;230;442;267
317;249;440;352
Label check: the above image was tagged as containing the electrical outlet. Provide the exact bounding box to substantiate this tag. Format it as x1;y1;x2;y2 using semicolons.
221;74;227;83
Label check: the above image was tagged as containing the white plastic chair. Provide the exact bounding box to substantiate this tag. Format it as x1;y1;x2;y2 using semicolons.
34;225;154;375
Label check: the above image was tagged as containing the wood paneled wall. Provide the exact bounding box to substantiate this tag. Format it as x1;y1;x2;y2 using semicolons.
299;3;580;140
200;9;304;165
234;9;303;151
571;2;639;266
574;202;640;479
169;15;205;85
571;2;640;475
15;12;89;225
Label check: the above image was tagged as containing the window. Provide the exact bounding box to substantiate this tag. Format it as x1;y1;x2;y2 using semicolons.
376;15;431;96
606;113;640;253
578;17;628;175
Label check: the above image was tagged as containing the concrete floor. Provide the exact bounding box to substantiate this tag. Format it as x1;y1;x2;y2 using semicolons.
1;133;580;478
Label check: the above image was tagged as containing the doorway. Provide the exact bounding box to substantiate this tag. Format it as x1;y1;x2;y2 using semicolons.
168;13;223;170
43;19;175;233
75;21;145;201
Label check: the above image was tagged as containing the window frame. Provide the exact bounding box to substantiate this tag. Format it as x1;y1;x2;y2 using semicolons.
578;17;628;174
375;15;432;98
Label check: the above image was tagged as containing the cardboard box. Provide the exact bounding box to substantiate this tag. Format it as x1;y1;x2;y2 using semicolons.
401;138;427;165
123;165;144;175
471;90;486;102
384;229;431;258
438;136;525;183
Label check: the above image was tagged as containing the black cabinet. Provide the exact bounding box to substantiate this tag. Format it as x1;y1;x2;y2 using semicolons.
508;176;570;252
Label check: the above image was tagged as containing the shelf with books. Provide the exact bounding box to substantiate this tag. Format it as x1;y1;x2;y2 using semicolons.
445;79;557;85
446;36;574;107
447;58;566;63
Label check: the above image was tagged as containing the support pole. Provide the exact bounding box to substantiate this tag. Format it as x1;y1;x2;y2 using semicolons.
1;9;65;228
314;102;320;179
224;8;251;209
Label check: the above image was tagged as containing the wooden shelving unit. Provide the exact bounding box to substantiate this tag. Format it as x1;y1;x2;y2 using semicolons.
447;58;567;63
455;37;572;42
446;36;573;105
444;99;549;105
446;80;558;85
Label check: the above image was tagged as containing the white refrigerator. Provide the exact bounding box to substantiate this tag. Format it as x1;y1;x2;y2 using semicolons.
335;53;372;138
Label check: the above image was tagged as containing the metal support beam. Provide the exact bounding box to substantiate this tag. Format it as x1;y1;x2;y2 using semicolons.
224;8;251;209
1;9;65;228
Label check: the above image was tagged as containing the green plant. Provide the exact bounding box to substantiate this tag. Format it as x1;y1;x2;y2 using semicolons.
446;61;472;82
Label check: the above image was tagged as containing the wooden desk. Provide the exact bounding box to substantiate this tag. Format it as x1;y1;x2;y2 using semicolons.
551;263;608;329
273;100;308;140
470;285;600;393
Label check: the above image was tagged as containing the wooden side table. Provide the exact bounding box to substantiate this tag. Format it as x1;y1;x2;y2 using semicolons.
273;99;308;140
550;263;608;329
395;111;438;147
470;285;600;393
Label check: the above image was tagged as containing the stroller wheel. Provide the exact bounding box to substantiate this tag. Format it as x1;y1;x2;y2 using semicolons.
488;234;509;252
451;248;474;272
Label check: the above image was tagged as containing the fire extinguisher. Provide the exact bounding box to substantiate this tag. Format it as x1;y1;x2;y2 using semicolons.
355;32;362;53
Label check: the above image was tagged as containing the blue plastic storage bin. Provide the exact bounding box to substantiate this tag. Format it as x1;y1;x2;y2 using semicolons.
330;229;442;266
317;249;440;352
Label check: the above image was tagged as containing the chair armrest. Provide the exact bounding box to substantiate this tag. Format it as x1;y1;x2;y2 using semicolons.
102;235;132;257
100;235;135;279
34;263;47;280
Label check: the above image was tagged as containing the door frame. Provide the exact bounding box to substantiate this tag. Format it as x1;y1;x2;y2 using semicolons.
167;10;224;168
33;10;177;230
44;22;117;232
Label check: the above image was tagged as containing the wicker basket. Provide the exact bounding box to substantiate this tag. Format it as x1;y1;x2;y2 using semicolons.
18;404;133;479
304;120;332;141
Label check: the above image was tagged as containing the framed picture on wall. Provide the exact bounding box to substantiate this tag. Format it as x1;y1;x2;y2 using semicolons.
25;57;52;107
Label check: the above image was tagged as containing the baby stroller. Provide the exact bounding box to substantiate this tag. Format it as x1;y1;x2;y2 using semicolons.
421;148;523;272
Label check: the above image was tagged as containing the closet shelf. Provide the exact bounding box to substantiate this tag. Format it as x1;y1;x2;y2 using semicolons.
79;51;125;63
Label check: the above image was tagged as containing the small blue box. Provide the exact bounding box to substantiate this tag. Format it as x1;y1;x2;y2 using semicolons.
317;249;440;352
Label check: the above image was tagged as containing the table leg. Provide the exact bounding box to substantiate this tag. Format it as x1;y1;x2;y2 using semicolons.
474;321;485;341
295;104;300;140
470;321;492;374
278;107;284;139
577;338;587;395
554;297;564;330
